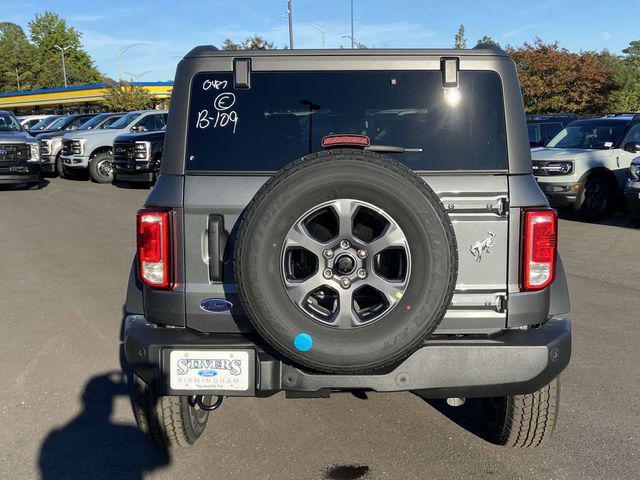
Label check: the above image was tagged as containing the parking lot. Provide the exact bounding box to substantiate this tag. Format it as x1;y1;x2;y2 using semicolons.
0;177;638;480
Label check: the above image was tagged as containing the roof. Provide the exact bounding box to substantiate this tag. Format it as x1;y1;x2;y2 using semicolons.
0;81;173;99
573;116;637;123
0;82;173;109
185;45;508;59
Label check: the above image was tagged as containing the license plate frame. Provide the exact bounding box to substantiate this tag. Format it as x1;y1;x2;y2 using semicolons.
165;348;255;396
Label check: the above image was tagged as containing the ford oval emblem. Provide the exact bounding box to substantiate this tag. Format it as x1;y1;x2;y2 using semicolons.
0;149;6;156
200;298;233;312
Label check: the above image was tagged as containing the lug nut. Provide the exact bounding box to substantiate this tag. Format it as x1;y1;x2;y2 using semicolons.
340;277;351;289
357;249;368;259
323;268;333;279
323;249;334;259
357;268;367;279
340;239;350;249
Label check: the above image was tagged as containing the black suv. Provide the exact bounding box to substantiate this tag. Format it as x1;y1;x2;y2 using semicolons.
123;46;571;449
112;126;165;184
527;114;580;148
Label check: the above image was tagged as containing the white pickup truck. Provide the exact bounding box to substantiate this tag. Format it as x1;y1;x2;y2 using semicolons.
60;109;167;183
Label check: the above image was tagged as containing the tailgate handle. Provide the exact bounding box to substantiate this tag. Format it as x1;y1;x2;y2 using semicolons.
208;215;227;282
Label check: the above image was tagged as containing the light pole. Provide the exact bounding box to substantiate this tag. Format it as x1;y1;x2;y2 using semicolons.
347;2;362;49
54;45;70;87
117;43;147;81
309;23;326;48
350;0;355;49
285;0;294;49
124;70;151;82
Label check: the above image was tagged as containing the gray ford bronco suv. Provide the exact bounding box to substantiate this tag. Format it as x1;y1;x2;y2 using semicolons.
123;45;572;449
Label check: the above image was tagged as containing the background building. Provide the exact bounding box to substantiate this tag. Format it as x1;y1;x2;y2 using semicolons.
0;82;173;114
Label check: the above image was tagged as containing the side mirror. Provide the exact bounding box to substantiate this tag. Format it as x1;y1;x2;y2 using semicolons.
623;142;640;153
130;125;140;132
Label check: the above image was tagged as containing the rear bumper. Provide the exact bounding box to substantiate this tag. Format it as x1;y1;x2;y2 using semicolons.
124;316;571;399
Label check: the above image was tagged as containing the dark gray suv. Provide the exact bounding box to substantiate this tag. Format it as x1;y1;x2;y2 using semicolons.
123;46;572;449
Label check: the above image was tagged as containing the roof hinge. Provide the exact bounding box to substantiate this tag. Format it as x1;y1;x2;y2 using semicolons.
496;197;509;216
496;293;508;313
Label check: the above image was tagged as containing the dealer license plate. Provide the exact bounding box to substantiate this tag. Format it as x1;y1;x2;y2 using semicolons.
169;350;250;391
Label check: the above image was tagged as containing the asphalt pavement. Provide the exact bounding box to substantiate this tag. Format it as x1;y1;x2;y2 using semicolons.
0;177;638;480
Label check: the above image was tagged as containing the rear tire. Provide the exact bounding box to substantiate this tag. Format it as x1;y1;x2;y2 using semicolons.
483;377;560;447
89;152;114;183
129;374;211;448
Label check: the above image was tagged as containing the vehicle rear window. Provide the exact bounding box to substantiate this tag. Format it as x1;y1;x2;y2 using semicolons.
186;70;507;172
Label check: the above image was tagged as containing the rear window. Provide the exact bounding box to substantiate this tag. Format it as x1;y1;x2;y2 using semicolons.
186;70;507;172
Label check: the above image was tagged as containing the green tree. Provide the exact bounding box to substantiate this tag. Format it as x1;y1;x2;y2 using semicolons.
600;49;640;111
622;40;640;66
476;35;500;48
28;11;103;88
0;22;36;92
222;35;276;50
454;25;467;49
102;82;154;111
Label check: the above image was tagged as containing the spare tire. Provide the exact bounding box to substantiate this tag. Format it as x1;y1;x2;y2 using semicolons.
235;149;458;373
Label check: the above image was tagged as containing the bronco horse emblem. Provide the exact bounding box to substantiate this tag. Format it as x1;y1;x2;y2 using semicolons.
469;232;495;262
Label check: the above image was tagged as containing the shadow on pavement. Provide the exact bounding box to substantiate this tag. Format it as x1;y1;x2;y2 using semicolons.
0;178;49;191
113;180;152;190
38;371;170;480
418;396;494;444
557;207;639;229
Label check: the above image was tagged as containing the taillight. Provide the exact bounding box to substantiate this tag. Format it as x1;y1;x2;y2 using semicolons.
137;209;172;288
521;208;558;291
321;134;370;148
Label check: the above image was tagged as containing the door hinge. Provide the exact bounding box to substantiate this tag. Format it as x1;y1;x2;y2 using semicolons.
496;197;509;216
496;293;508;313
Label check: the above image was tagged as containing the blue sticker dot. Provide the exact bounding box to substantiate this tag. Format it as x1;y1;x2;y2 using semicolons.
294;333;313;352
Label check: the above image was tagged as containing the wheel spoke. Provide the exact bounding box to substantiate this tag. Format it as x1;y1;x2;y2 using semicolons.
333;288;357;329
367;223;407;256
365;272;407;307
331;199;358;240
284;222;325;258
284;272;327;308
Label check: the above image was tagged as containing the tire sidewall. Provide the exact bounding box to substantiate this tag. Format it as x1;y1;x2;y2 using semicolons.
237;152;457;372
55;153;65;178
90;152;114;183
578;177;612;221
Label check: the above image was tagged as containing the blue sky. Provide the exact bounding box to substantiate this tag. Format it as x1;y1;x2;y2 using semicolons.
2;0;638;81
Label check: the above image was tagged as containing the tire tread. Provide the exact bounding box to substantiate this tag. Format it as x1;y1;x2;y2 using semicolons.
495;377;560;448
131;374;206;448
